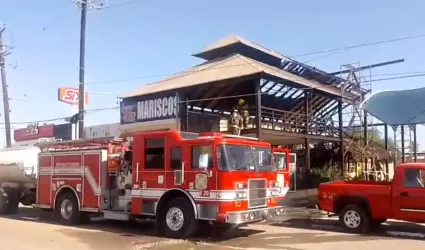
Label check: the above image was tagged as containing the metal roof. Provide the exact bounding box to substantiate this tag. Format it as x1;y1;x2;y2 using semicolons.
122;54;349;99
361;87;425;125
192;35;288;61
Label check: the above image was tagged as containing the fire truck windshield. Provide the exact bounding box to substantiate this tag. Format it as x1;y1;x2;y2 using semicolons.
216;145;274;172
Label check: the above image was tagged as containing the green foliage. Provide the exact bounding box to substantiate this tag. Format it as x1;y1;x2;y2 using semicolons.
349;127;397;151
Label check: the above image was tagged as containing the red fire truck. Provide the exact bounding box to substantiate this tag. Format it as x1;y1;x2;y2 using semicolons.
8;131;291;238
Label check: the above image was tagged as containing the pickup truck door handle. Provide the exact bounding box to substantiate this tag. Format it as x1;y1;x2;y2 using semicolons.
400;192;409;197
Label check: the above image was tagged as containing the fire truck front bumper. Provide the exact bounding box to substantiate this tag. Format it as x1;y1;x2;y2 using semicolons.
225;206;287;224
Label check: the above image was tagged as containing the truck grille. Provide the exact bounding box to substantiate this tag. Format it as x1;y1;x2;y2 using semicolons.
248;179;267;208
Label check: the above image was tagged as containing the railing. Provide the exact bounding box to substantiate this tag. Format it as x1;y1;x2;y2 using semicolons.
185;107;341;137
259;107;340;136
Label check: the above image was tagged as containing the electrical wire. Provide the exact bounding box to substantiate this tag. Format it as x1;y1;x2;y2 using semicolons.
102;0;145;9
5;72;425;127
291;33;425;58
83;57;425;86
0;106;120;125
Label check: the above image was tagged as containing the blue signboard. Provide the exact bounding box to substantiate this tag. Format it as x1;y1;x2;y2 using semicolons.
120;92;181;124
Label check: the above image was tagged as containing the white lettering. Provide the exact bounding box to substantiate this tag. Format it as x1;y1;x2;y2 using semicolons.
162;98;168;116
174;96;178;115
134;95;179;121
148;100;154;119
143;101;149;119
156;98;162;117
137;102;144;120
167;97;173;116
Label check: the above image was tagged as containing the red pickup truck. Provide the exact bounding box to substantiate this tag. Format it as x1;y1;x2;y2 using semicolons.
319;163;425;233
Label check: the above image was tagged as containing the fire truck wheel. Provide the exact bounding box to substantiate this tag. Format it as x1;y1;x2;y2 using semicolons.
56;192;83;225
157;197;198;239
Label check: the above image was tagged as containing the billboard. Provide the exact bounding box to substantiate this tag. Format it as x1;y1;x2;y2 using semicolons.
57;87;89;105
120;91;182;124
14;124;55;142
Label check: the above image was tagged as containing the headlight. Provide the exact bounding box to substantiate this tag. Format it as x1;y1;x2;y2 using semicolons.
235;183;246;189
277;174;285;187
236;191;247;199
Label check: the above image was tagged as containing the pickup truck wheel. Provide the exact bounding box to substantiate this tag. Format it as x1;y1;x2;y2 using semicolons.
339;205;370;233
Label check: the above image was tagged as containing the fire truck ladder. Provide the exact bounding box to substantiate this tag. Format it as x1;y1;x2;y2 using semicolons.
35;136;125;151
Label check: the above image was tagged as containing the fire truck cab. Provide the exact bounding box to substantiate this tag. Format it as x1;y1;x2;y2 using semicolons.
35;131;289;238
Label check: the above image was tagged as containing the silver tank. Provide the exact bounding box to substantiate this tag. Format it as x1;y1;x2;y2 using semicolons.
0;146;39;185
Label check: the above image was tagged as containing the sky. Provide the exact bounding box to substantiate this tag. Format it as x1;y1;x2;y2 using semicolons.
0;0;424;149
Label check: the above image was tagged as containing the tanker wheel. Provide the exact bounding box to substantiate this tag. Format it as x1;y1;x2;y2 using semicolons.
157;197;198;239
55;192;85;225
0;188;9;215
2;187;20;215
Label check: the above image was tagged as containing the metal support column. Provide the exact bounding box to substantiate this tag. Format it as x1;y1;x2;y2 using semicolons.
304;90;310;134
255;78;262;140
401;125;405;163
413;124;417;162
363;111;368;177
384;124;389;173
338;99;344;174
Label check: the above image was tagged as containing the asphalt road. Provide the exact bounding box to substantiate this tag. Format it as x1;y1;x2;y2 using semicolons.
1;207;425;250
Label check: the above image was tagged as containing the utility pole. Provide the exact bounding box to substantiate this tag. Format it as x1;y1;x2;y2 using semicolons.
72;0;105;139
0;27;12;148
78;0;88;139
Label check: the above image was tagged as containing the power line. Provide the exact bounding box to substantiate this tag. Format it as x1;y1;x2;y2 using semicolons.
291;33;425;58
103;0;145;9
6;72;425;126
84;62;417;86
367;73;425;83
0;106;120;125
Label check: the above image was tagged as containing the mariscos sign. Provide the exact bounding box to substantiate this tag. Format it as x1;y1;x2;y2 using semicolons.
57;87;89;105
121;92;181;124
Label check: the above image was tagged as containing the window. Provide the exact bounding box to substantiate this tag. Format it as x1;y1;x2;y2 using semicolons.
273;153;287;170
145;138;165;169
170;147;182;169
403;168;425;188
192;145;213;169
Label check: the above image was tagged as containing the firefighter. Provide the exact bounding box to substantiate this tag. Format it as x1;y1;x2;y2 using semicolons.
229;108;243;135
234;98;249;129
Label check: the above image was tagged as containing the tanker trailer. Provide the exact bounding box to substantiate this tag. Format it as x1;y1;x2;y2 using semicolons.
0;146;39;214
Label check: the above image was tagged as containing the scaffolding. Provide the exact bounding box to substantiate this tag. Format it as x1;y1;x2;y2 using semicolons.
338;62;377;177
